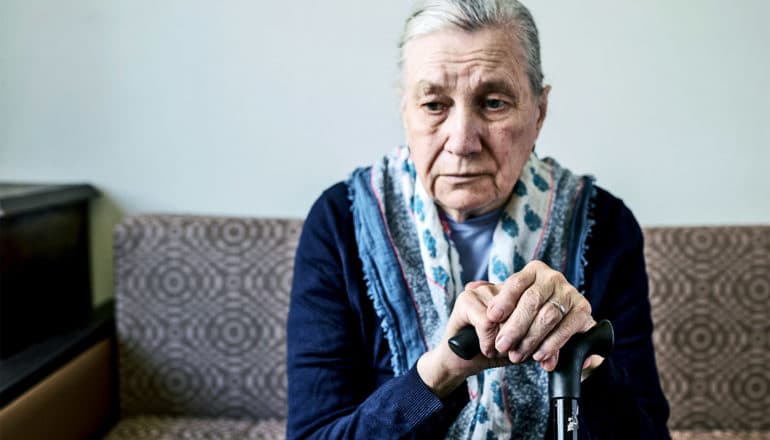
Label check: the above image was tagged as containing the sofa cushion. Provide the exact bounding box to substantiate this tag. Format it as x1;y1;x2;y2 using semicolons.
113;216;303;419
644;226;770;432
103;416;285;439
671;431;769;440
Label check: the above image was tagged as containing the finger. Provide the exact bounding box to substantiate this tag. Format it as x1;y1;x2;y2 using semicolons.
526;282;575;361
530;296;594;364
465;280;494;291
486;261;540;322
495;264;558;354
450;290;499;357
539;350;559;372
458;284;501;357
513;291;568;363
466;283;498;304
581;355;605;381
584;355;604;370
448;290;488;333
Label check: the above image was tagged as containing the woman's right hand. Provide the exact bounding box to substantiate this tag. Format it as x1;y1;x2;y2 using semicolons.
416;281;510;398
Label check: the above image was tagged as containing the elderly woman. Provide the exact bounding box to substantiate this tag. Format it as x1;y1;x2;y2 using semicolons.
287;0;670;438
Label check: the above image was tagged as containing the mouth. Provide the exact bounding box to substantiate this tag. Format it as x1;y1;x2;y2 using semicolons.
440;173;487;183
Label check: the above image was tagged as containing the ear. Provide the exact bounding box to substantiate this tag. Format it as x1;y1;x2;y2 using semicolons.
534;84;551;135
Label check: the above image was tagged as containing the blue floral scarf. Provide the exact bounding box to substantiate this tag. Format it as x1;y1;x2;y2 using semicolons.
348;145;594;439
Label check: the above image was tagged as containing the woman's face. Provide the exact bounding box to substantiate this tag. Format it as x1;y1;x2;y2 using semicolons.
401;27;550;222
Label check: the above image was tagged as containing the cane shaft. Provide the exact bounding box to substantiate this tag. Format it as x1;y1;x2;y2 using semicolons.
554;398;579;440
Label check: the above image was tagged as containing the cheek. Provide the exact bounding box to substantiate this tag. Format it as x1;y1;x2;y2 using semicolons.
406;116;443;181
408;141;439;195
491;124;532;186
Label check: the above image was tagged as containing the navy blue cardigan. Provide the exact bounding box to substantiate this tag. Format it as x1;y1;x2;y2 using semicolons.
287;181;670;439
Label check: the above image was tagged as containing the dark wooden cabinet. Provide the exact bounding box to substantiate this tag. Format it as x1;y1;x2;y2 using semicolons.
0;183;98;358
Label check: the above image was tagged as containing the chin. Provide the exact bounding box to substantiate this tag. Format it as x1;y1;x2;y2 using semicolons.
439;193;497;216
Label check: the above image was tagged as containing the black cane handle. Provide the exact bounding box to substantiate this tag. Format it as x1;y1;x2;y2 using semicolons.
548;319;614;400
448;320;614;440
447;320;614;382
448;325;480;360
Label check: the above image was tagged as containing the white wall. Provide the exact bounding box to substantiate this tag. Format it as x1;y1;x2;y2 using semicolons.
2;1;768;304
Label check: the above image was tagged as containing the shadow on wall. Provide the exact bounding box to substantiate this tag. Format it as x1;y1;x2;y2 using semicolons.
89;191;126;306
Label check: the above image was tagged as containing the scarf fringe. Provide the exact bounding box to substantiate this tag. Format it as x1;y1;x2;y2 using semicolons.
348;167;409;375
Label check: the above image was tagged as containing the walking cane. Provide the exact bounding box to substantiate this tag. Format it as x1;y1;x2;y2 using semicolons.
449;320;614;439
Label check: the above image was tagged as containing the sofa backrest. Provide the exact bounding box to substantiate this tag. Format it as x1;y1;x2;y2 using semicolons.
114;216;769;429
113;215;303;419
644;226;770;432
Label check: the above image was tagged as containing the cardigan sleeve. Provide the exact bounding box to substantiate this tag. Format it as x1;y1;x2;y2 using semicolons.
574;188;671;439
286;183;468;440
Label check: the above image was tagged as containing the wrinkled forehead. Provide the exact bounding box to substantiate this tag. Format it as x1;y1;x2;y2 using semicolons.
401;27;529;96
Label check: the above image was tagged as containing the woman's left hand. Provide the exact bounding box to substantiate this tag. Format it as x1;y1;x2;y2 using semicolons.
477;260;602;373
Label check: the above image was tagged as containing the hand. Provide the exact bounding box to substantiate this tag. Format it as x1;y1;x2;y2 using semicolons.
416;281;511;398
417;260;603;397
486;260;597;372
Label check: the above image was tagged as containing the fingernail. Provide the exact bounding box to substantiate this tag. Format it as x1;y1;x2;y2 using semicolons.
488;305;504;321
532;350;545;361
495;335;510;352
509;350;523;363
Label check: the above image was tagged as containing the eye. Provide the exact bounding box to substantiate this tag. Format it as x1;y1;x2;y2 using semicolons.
422;101;447;114
484;99;507;110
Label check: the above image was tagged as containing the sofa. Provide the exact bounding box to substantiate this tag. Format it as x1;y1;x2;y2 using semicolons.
105;215;300;439
643;226;769;440
0;215;767;439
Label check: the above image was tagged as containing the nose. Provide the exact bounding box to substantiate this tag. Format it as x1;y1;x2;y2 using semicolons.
443;106;482;155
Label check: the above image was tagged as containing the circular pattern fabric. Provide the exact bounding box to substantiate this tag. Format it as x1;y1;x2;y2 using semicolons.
103;415;286;440
644;226;770;431
115;215;303;419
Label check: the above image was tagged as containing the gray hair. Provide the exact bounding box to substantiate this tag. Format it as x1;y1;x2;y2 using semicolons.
399;0;544;96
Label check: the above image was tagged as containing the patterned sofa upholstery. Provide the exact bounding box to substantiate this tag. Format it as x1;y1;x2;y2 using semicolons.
644;226;769;440
105;215;302;439
103;215;769;439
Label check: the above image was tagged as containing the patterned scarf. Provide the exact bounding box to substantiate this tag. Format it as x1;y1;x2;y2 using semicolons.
348;145;594;439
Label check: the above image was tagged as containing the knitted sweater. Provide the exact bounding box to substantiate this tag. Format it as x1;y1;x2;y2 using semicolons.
286;181;670;439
